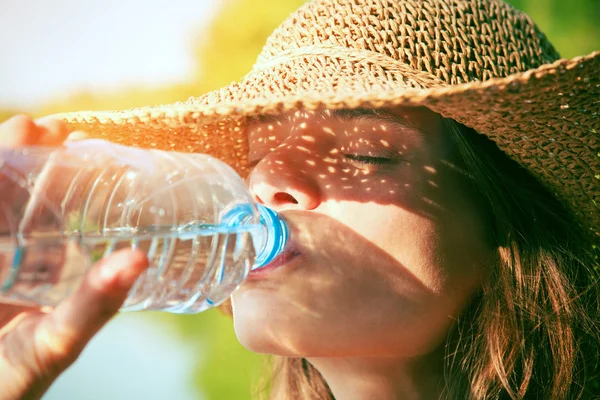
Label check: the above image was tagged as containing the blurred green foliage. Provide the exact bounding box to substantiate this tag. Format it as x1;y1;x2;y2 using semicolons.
0;0;599;399
1;0;598;120
192;0;307;92
193;0;600;94
155;310;267;399
507;0;600;58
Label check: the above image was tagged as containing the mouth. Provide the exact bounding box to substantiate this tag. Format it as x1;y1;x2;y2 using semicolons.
248;242;303;278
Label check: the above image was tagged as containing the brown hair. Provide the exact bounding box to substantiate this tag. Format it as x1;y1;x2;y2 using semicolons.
256;118;600;400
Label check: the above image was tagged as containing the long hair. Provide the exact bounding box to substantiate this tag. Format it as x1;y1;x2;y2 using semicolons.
258;118;600;400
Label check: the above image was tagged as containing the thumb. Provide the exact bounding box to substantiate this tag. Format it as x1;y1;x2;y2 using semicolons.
35;248;148;373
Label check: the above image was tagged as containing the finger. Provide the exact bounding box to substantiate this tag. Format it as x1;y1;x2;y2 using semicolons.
34;249;148;368
35;117;71;146
66;130;89;142
0;304;41;328
0;115;43;147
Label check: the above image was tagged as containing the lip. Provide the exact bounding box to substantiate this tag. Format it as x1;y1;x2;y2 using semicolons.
247;242;303;278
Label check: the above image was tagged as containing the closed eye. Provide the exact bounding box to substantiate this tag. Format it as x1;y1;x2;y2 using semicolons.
343;154;396;165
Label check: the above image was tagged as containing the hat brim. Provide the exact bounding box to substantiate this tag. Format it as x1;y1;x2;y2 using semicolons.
56;50;600;239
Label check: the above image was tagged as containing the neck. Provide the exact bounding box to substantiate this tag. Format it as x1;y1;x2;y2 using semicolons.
306;347;445;400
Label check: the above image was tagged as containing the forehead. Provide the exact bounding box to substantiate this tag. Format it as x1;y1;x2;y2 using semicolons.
249;108;409;129
246;107;442;146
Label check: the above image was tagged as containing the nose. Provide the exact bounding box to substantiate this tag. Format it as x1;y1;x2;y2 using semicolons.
248;150;322;211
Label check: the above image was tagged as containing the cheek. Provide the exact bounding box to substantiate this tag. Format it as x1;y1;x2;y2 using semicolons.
326;202;450;292
232;203;485;357
329;201;488;339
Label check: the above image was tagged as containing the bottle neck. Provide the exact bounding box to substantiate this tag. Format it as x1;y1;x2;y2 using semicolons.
253;204;288;269
221;203;289;270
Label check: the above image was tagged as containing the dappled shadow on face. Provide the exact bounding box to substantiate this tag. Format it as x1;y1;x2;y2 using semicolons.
232;108;490;357
245;107;473;222
233;210;455;357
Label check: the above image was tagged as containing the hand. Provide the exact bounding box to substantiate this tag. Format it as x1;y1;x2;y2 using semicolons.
0;116;149;400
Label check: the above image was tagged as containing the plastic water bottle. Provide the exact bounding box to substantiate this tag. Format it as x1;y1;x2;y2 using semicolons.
0;139;288;313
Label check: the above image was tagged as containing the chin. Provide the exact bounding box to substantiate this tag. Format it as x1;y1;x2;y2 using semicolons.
231;293;281;354
231;295;320;357
232;312;297;356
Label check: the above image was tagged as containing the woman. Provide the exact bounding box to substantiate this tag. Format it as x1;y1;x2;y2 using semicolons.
1;0;599;398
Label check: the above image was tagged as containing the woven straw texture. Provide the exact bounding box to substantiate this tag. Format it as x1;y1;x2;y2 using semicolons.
56;0;600;241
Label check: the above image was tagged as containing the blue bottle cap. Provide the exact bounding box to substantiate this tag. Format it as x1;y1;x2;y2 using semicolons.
222;204;289;270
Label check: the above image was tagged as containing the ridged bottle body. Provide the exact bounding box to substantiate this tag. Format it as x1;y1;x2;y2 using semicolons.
0;140;287;313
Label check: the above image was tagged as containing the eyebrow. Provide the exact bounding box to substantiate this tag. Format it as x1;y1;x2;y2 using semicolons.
248;108;418;128
330;108;419;131
245;107;424;149
331;108;386;119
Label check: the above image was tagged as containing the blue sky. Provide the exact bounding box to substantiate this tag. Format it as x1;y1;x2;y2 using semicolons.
0;0;218;109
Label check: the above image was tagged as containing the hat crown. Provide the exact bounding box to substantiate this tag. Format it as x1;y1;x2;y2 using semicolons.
255;0;560;85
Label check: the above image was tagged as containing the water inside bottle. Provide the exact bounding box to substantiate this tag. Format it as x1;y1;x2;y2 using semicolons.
0;223;261;313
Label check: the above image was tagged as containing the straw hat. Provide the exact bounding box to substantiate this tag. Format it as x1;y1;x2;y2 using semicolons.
55;0;600;241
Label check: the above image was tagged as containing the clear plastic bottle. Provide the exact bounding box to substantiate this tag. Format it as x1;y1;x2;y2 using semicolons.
0;139;288;313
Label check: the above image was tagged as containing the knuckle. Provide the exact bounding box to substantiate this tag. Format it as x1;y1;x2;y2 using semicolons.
34;324;82;371
0;114;38;146
4;114;36;134
39;118;69;136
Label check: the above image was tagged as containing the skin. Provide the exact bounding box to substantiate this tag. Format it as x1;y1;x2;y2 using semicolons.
0;115;149;400
231;107;495;399
0;107;493;400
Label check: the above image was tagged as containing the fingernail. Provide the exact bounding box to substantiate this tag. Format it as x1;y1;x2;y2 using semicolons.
34;116;54;124
97;250;147;287
66;131;88;141
97;253;127;286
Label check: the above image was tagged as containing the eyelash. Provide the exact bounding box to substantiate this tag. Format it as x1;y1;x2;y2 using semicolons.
343;154;395;165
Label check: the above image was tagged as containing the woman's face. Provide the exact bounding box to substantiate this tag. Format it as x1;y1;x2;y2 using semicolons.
231;107;493;358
